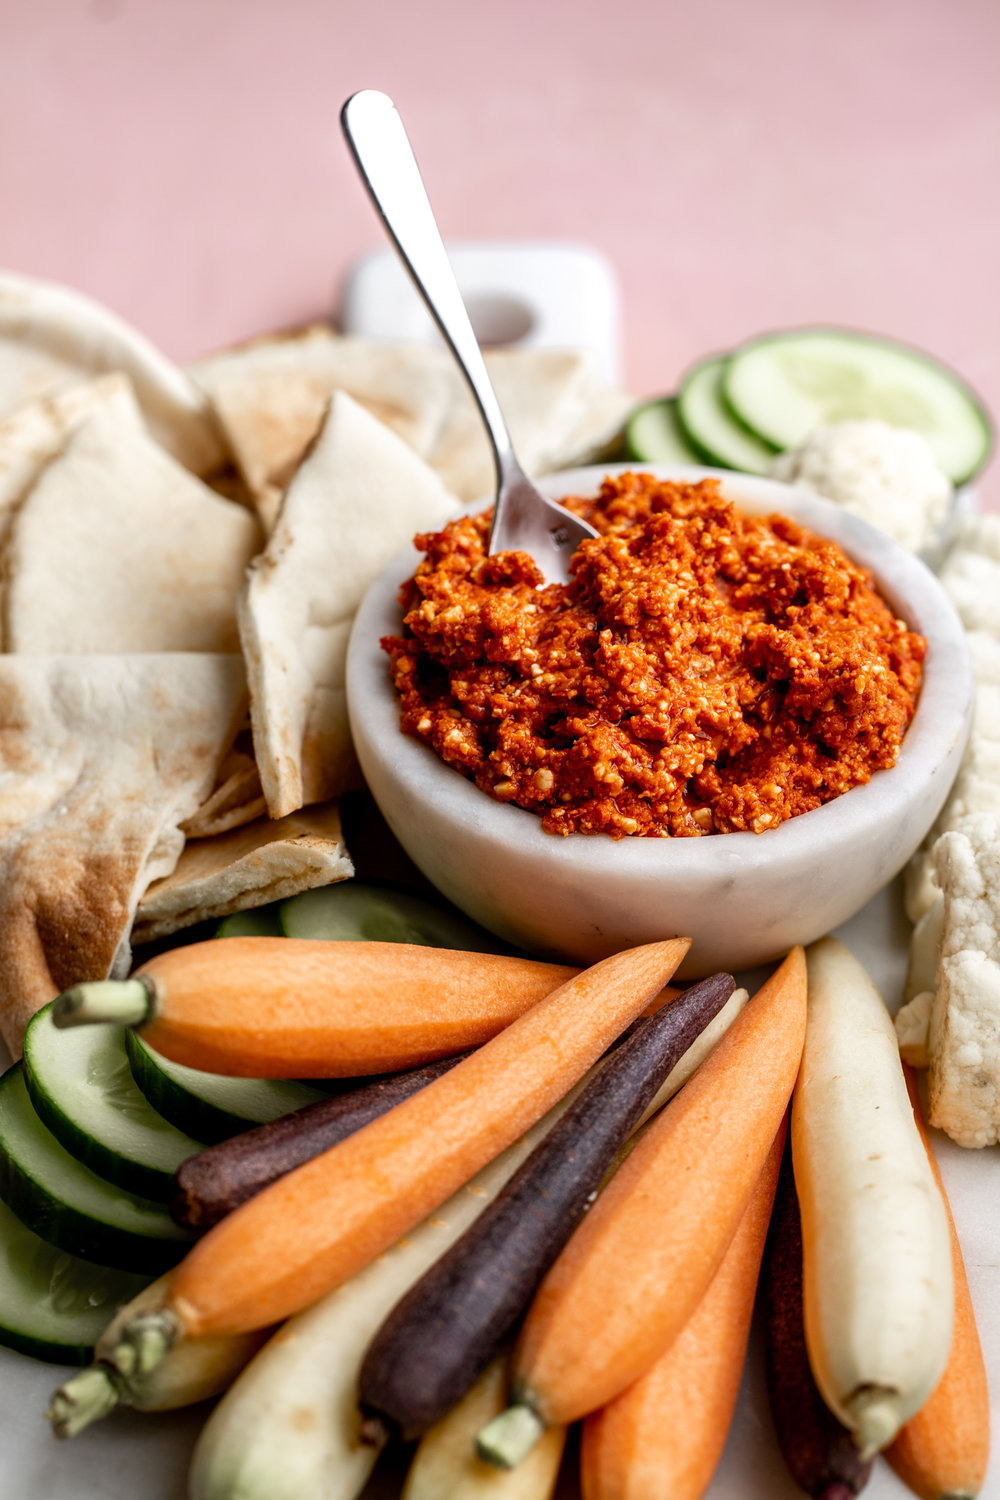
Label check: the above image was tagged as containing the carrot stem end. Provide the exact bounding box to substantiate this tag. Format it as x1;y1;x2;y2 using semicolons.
476;1403;545;1468
846;1386;903;1461
51;977;153;1030
47;1366;119;1439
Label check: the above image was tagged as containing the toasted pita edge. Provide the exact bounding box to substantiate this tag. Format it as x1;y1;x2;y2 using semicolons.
133;803;353;942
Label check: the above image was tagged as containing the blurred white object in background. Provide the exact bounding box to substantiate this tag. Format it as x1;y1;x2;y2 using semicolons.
339;241;623;385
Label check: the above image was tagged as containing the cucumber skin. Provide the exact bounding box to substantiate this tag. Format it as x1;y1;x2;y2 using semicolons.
21;1038;201;1203
676;355;779;474
126;1031;321;1145
0;1139;190;1277
723;325;995;485
358;972;736;1441
0;1322;97;1367
22;1064;174;1204
172;1052;469;1232
623;398;701;466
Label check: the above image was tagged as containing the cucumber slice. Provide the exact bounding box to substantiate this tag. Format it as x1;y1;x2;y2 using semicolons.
724;328;994;485
126;1031;325;1145
676;356;778;474
215;906;283;938
279;881;500;951
22;1005;203;1201
0;1065;191;1274
624;397;701;464
0;1193;151;1365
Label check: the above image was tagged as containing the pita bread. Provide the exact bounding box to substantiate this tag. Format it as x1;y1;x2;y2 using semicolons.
0;271;227;476
182;739;266;838
0;653;246;1053
191;326;456;529
426;347;631;500
239;390;457;819
3;407;261;653
0;273;226;474
134;802;353;942
0;373;144;557
191;329;630;523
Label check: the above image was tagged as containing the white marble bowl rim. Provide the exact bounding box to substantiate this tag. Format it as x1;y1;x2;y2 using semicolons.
347;463;972;897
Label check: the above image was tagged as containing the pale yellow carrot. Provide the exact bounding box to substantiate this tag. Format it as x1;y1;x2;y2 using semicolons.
404;1357;566;1500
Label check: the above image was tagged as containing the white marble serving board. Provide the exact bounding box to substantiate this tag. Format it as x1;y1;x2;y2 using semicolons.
1;881;996;1500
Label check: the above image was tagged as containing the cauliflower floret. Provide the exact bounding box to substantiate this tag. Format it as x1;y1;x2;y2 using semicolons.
937;512;1000;633
905;714;1000;921
926;823;1000;1147
770;419;952;554
904;624;1000;923
895;989;933;1068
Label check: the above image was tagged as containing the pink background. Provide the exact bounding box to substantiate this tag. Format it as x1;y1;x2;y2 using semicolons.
1;0;998;499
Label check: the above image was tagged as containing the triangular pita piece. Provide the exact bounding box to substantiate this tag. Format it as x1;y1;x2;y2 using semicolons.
426;347;631;500
0;372;143;558
239;390;458;819
0;271;227;475
190;327;456;530
4;408;261;653
192;329;632;520
134;802;353;942
182;738;266;839
0;653;246;1053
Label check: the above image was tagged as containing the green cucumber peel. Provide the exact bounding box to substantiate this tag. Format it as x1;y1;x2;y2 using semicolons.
476;1402;546;1468
52;977;154;1030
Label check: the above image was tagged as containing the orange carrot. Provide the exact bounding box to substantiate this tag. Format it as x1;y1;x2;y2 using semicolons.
119;939;689;1351
52;938;579;1075
884;1067;990;1500
580;1117;787;1500
478;947;807;1466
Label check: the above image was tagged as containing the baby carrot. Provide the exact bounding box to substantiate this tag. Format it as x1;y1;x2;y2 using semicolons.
885;1066;990;1500
403;1358;566;1500
580;1117;787;1500
108;939;690;1357
51;938;579;1075
479;947;807;1466
762;1138;872;1499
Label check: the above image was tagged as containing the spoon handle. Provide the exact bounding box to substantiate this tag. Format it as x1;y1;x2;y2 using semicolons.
340;90;516;485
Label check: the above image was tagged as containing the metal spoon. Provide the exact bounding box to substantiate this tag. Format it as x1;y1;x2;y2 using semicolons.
340;90;598;586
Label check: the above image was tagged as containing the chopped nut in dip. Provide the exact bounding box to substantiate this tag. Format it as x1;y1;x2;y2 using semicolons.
383;475;925;838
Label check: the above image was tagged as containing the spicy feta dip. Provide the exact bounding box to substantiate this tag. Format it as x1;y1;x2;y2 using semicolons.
383;474;925;838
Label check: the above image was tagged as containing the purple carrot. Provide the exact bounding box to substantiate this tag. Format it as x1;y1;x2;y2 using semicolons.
763;1139;873;1499
171;1053;468;1231
358;972;736;1443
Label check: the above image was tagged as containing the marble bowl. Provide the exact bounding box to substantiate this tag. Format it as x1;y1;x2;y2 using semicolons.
347;465;972;975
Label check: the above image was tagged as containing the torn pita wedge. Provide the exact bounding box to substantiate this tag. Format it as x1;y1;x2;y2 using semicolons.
134;802;353;942
239;389;457;819
426;346;631;500
192;329;632;521
0;372;143;558
3;407;261;653
182;738;266;838
0;271;227;475
190;326;456;529
0;653;245;1054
